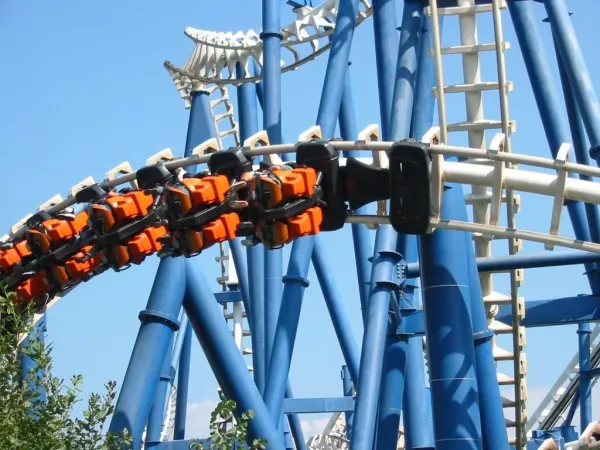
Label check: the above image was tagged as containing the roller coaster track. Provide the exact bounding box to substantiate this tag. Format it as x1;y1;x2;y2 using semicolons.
5;127;600;329
163;0;373;95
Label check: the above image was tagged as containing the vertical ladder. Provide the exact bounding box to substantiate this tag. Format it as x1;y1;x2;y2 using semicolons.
426;0;527;447
208;85;240;149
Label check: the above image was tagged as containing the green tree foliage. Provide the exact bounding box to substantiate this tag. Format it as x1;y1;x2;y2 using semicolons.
0;284;132;450
189;398;267;450
0;284;267;450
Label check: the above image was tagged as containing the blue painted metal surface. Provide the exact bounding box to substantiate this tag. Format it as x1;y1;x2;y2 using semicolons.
339;66;372;323
19;313;48;405
184;258;283;448
342;365;355;439
285;384;307;450
578;322;592;427
174;321;192;440
463;232;509;450
236;62;267;395
351;229;402;450
263;237;313;423
108;257;185;449
312;237;361;384
544;0;600;156
418;179;482;450
508;0;600;294
146;336;174;445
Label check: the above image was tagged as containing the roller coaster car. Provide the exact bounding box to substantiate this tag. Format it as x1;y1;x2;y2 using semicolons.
108;225;169;268
163;175;240;257
295;141;347;231
15;271;52;304
0;240;34;277
248;167;324;248
136;163;174;190
388;140;432;235
208;147;253;180
166;175;230;217
26;211;90;257
88;189;168;269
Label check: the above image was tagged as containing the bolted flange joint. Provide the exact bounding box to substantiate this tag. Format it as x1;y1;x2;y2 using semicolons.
282;275;309;288
138;309;180;332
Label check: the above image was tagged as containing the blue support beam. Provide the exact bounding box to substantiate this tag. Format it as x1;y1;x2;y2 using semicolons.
464;232;509;450
351;230;402;450
108;257;186;449
342;365;355;439
236;62;267;395
508;0;600;294
578;322;592;427
401;13;436;450
282;397;355;414
553;33;600;244
285;384;307;450
338;65;373;324
495;294;600;327
405;250;600;278
418;179;482;450
543;0;600;159
146;337;175;446
263;0;362;427
312;237;361;384
174;321;192;440
184;258;283;448
261;0;284;402
373;1;422;447
19;313;48;405
263;238;313;423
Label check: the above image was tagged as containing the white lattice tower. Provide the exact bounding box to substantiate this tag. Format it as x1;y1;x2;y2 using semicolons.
426;0;527;447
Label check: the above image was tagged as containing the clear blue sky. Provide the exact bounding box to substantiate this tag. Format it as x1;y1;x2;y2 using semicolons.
1;0;599;438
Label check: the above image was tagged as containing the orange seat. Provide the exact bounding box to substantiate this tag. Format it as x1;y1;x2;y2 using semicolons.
65;245;103;281
126;225;168;265
203;213;240;247
0;240;33;274
107;190;155;223
16;272;51;303
42;211;89;243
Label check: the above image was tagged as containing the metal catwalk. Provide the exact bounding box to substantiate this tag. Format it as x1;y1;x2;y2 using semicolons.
3;0;600;449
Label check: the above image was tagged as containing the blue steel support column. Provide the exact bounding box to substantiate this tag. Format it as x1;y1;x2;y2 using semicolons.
578;322;592;428
285;383;307;450
19;313;48;404
312;238;361;383
174;321;192;440
261;0;284;390
401;17;436;449
109;257;185;449
146;336;175;445
351;232;403;450
338;66;372;322
342;365;354;440
507;0;600;294
264;0;362;424
372;0;398;140
184;259;283;449
418;180;482;450
463;234;509;450
374;1;421;448
264;238;313;422
236;63;266;394
543;0;600;159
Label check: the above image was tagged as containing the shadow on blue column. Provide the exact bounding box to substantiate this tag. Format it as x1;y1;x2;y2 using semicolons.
417;180;482;450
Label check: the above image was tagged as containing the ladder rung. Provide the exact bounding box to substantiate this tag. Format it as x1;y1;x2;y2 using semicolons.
425;2;507;16
489;320;513;334
435;42;510;55
433;81;514;95
447;119;516;133
502;396;516;408
497;372;515;385
242;347;253;355
484;292;512;304
493;347;514;361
